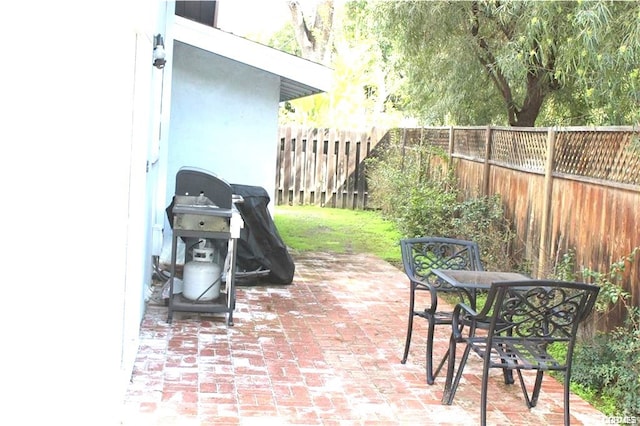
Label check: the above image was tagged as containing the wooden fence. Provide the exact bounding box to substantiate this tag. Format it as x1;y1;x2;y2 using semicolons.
276;125;640;317
275;127;390;208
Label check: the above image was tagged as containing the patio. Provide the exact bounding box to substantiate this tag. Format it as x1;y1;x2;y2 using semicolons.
121;252;605;425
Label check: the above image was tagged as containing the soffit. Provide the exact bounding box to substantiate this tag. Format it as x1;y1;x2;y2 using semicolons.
172;16;332;102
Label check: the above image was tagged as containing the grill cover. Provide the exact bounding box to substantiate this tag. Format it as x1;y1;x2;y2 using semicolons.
231;184;295;285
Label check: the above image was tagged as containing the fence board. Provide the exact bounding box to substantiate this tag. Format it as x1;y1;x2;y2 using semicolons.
281;127;292;204
303;134;312;205
294;128;304;204
335;131;346;208
311;130;321;205
354;134;365;209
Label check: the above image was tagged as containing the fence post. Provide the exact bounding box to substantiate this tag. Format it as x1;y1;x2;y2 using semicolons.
482;126;492;196
537;127;556;278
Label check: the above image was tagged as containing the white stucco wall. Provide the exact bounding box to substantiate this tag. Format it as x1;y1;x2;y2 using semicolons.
3;1;164;424
159;40;280;262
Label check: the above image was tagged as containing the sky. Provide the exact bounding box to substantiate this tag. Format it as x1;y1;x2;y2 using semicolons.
215;0;291;37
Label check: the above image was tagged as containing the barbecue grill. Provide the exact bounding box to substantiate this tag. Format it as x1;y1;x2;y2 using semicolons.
166;167;243;325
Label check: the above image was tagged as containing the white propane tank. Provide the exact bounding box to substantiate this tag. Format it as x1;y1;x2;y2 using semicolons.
183;248;222;301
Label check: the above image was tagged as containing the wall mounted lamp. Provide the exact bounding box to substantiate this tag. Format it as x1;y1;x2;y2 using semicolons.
153;34;166;69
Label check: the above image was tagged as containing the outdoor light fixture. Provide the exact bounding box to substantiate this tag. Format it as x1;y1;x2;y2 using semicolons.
153;34;166;69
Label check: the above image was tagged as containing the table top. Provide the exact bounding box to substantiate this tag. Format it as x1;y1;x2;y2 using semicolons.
431;269;531;290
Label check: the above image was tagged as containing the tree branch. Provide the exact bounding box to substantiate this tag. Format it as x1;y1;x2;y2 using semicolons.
288;1;316;58
470;1;518;125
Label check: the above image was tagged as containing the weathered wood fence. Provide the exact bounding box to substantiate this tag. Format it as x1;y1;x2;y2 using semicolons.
276;125;640;313
276;127;389;208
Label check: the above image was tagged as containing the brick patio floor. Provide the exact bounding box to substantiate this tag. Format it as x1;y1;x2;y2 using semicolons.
121;252;605;425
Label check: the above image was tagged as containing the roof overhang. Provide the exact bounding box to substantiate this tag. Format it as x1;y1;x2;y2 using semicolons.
172;16;332;102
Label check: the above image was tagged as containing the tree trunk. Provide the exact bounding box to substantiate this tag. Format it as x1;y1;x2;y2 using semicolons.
469;2;556;127
288;0;335;65
511;72;547;127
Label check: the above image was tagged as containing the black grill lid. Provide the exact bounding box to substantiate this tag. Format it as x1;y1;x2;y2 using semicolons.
175;166;232;209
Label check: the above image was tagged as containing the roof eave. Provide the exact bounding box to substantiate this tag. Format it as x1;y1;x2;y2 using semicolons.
172;16;332;102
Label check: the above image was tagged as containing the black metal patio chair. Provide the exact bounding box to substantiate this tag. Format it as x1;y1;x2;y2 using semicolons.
442;279;600;426
400;237;484;384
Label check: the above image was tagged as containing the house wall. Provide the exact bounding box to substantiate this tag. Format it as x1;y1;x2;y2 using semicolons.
2;1;164;424
160;40;280;262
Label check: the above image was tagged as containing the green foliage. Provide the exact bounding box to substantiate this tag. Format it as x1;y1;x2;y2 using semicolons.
582;247;638;314
396;181;458;239
571;334;616;400
600;308;640;416
263;21;300;56
268;1;640;127
559;1;640;125
373;0;640;126
273;1;405;129
365;136;515;271
452;195;516;271
572;308;640;417
551;248;578;281
365;137;458;238
560;247;640;417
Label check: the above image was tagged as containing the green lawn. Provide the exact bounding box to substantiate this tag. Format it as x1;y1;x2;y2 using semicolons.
273;205;402;264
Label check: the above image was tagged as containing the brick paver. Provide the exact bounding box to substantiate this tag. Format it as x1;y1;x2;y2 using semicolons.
121;252;605;425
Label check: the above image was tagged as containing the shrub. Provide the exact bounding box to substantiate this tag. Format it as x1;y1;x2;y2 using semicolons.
365;136;458;238
572;308;640;417
366;137;515;270
551;248;578;281
451;195;515;271
395;181;458;238
568;247;640;417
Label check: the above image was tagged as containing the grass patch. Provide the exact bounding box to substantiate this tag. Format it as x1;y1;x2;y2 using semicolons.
273;205;402;264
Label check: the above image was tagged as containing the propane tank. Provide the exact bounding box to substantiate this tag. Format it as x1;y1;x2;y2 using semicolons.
183;247;222;301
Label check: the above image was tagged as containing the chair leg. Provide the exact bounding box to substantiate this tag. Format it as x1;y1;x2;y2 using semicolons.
563;371;571;426
433;346;449;383
442;335;457;404
530;371;544;407
425;320;437;384
502;367;515;385
480;354;491;426
442;342;471;405
515;369;542;409
401;288;416;364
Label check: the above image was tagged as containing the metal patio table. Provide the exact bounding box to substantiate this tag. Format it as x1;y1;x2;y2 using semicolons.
431;269;531;309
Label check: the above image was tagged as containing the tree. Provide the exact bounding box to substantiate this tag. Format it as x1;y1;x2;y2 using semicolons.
275;0;405;129
287;0;336;65
374;0;640;127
